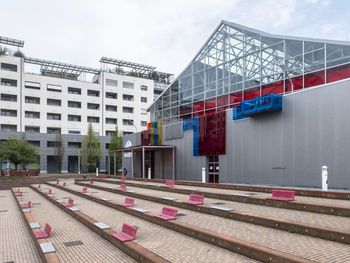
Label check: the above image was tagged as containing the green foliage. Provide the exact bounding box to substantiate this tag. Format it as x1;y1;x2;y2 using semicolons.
13;50;25;58
115;67;125;74
0;136;39;170
80;123;102;172
109;126;123;173
0;47;7;56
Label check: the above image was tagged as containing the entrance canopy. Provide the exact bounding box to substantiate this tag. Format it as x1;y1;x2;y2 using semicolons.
110;145;175;179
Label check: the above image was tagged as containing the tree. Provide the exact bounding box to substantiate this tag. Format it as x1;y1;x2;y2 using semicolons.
54;133;64;173
0;136;39;171
109;125;123;173
13;50;25;58
80;123;102;172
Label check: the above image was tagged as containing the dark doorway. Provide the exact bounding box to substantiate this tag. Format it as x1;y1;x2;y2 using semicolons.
47;156;59;174
68;156;78;173
207;155;219;183
144;151;155;179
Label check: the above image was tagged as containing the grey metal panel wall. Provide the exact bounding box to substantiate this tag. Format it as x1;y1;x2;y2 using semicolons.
164;122;183;140
220;80;350;189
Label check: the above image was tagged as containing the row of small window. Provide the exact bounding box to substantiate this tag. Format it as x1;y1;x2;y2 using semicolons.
106;79;148;91
1;63;18;72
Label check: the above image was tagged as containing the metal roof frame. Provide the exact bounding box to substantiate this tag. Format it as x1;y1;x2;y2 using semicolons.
100;56;156;74
24;57;100;76
0;36;24;47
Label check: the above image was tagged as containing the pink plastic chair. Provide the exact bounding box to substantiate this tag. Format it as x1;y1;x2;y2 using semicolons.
162;181;175;188
121;177;126;182
62;182;66;187
45;189;52;195
56;180;59;184
34;223;51;239
183;194;204;205
37;184;41;189
101;175;106;180
154;207;178;220
118;184;127;191
119;197;135;207
63;198;74;207
15;191;22;196
21;201;32;209
80;187;87;193
89;180;94;185
266;190;295;201
14;188;21;193
112;223;137;242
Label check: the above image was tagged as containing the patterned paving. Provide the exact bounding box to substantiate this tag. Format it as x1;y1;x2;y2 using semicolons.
0;190;42;263
91;180;350;233
21;187;137;263
69;181;350;263
44;184;259;263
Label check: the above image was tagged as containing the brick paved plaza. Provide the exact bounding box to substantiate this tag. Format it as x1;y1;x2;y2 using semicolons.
1;176;350;262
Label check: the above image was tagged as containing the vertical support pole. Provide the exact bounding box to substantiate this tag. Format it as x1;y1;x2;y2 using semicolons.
148;168;151;179
142;147;145;179
172;147;175;180
108;154;110;175
322;165;328;191
113;152;116;176
78;152;80;175
202;167;206;183
96;167;99;177
131;150;134;178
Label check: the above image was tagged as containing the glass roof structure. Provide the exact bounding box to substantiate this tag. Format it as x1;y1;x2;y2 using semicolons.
0;36;24;47
149;21;350;124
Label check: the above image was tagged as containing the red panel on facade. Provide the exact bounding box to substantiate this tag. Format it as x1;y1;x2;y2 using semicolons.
217;95;229;107
326;63;350;83
141;130;150;146
261;81;284;95
193;101;205;112
205;109;217;115
229;92;243;104
193;111;204;117
285;76;303;93
244;87;260;100
304;70;325;88
198;111;226;156
205;98;216;109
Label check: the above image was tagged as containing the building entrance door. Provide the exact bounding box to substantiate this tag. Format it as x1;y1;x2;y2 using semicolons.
207;155;219;183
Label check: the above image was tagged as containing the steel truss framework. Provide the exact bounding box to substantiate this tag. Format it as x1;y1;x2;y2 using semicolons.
24;57;100;78
0;36;24;47
100;56;156;74
149;21;350;124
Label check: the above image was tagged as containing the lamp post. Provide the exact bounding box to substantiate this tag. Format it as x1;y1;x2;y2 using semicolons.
77;150;80;175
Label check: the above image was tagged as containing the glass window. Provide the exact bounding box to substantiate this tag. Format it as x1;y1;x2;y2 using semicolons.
141;121;147;127
47;113;61;120
68;115;81;122
141;97;147;103
47;127;61;134
106;92;117;99
1;124;17;131
87;90;99;97
105;130;114;136
25;111;40;119
1;94;17;102
106;105;117;112
68;87;81;94
106;118;117;124
87;103;99;110
25;96;40;104
141;85;148;91
87;116;99;123
141;108;147;115
123;119;134;125
1;63;17;72
106;79;118;87
1;78;17;87
68;130;80;134
68;142;81;148
47;84;62;92
123;81;134;89
123;94;134;101
47;99;61;106
123;107;133;113
68;101;81;108
25;126;40;133
1;109;17;117
25;81;40;90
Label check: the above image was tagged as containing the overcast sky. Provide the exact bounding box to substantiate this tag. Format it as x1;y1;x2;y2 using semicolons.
1;0;349;76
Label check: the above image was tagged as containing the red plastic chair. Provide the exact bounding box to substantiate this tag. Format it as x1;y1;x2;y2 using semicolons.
56;180;60;184
21;201;32;209
154;207;178;220
37;184;41;189
45;189;52;195
89;180;94;185
118;184;127;191
162;181;175;188
34;223;51;239
63;198;74;207
80;187;87;193
119;197;135;207
121;177;126;182
266;190;295;201
183;194;204;205
112;223;137;242
62;182;66;187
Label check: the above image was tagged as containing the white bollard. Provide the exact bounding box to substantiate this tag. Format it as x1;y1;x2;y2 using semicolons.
148;168;151;179
322;165;328;191
202;167;206;183
96;167;99;177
